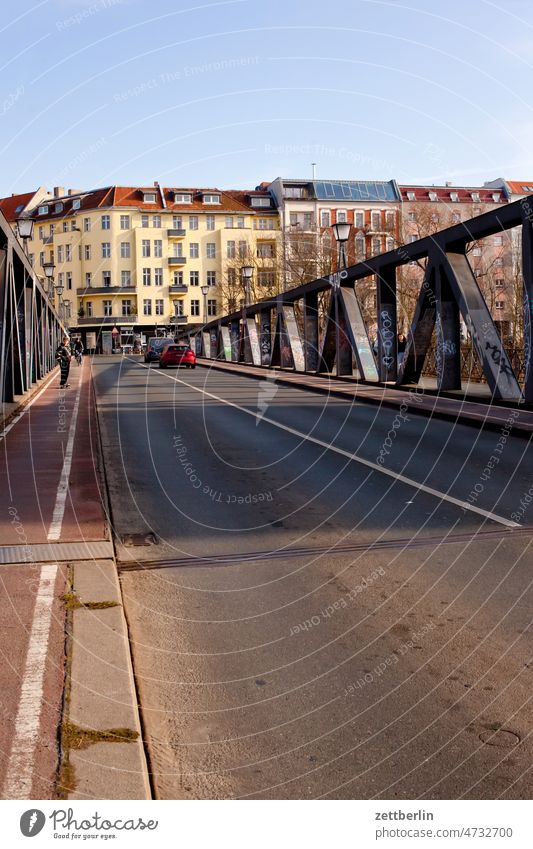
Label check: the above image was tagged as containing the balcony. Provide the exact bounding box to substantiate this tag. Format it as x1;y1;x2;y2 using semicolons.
169;315;188;325
169;284;188;293
76;285;137;295
167;228;186;238
77;314;138;325
168;256;187;265
43;235;54;245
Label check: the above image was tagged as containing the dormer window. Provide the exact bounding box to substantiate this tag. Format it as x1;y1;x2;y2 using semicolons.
174;192;192;203
55;202;63;213
250;196;271;207
521;186;533;192
143;191;157;203
406;191;416;201
202;193;220;204
471;192;480;202
38;205;48;215
428;191;437;202
450;192;459;202
492;192;501;202
72;198;81;210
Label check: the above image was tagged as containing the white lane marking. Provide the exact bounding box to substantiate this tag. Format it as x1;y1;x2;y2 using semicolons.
0;369;58;442
47;371;83;542
2;563;58;799
135;360;519;530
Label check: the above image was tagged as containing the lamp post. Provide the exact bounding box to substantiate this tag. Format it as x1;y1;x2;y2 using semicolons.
241;264;253;306
332;221;351;271
42;261;55;302
16;216;34;255
201;284;209;325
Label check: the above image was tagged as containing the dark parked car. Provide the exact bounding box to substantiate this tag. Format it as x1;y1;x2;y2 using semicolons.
144;337;175;363
159;344;196;369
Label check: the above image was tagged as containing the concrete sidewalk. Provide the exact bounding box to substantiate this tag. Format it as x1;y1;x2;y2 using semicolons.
196;359;533;436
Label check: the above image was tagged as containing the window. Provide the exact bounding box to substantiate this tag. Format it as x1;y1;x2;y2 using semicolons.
431;213;439;224
72;198;81;210
142;268;151;286
257;242;275;258
154;239;163;257
495;300;504;310
321;210;331;227
62;221;68;233
408;235;417;244
57;245;64;263
190;242;199;258
257;217;274;230
284;186;306;199
408;211;417;222
85;272;92;287
172;243;183;258
53;202;62;214
122;299;133;316
83;217;91;232
86;301;92;317
50;224;55;236
371;211;381;230
84;244;91;260
189;215;198;230
203;193;220;204
190;270;199;286
191;299;200;316
471;192;480;202
66;244;72;261
227;267;236;285
372;237;382;254
472;246;482;256
103;300;112;316
406;191;416;201
121;270;131;287
227;241;235;258
354;212;364;228
495;257;504;267
174;192;192;203
207;298;217;315
386;237;395;252
450;192;459;202
428;192;438;202
143;299;152;316
385;211;395;228
258;271;275;286
452;213;461;223
355;236;365;258
174;300;184;316
102;242;111;258
58;272;64;288
142;239;150;257
173;215;183;229
143;192;156;203
492;193;501;202
154;268;163;286
494;236;503;246
66;272;72;290
206;215;215;230
118;215;129;230
473;207;482;216
120;241;130;258
495;279;504;288
101;215;110;229
152;215;161;228
337;211;347;224
71;220;78;231
206;243;216;258
173;271;183;285
207;270;216;286
225;216;234;228
237;216;245;228
38;225;45;240
102;271;111;287
155;299;164;316
238;240;247;259
39;251;45;267
38;205;48;215
141;214;149;228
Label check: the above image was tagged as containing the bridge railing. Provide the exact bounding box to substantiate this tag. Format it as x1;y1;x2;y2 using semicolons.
185;196;533;404
0;209;66;407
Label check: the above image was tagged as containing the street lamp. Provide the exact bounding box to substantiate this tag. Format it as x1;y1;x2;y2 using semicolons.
42;261;55;300
241;264;253;306
201;284;209;324
332;221;351;270
16;216;34;254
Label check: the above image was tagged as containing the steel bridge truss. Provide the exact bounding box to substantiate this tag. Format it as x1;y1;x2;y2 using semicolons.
0;210;65;405
190;196;533;404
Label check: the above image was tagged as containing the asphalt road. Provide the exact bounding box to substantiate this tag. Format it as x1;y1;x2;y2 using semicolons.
92;355;533;800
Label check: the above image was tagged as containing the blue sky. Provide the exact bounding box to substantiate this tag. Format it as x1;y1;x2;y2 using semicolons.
2;0;533;195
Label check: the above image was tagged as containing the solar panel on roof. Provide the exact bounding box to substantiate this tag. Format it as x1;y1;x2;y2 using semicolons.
314;181;396;202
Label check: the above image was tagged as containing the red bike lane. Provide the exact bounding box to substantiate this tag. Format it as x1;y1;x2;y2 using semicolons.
0;357;108;798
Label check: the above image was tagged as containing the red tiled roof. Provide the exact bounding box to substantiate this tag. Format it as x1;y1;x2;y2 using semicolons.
505;180;533;195
0;191;38;222
399;185;506;203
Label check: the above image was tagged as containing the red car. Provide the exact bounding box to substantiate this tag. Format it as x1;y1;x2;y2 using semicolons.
159;344;196;369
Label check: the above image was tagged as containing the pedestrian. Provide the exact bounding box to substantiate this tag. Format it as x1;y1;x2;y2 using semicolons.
56;335;72;387
73;337;83;365
397;332;407;367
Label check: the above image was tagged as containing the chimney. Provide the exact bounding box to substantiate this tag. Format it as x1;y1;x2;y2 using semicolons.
53;186;65;198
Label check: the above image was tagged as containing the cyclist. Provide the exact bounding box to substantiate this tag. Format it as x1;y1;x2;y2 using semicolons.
73;337;83;366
